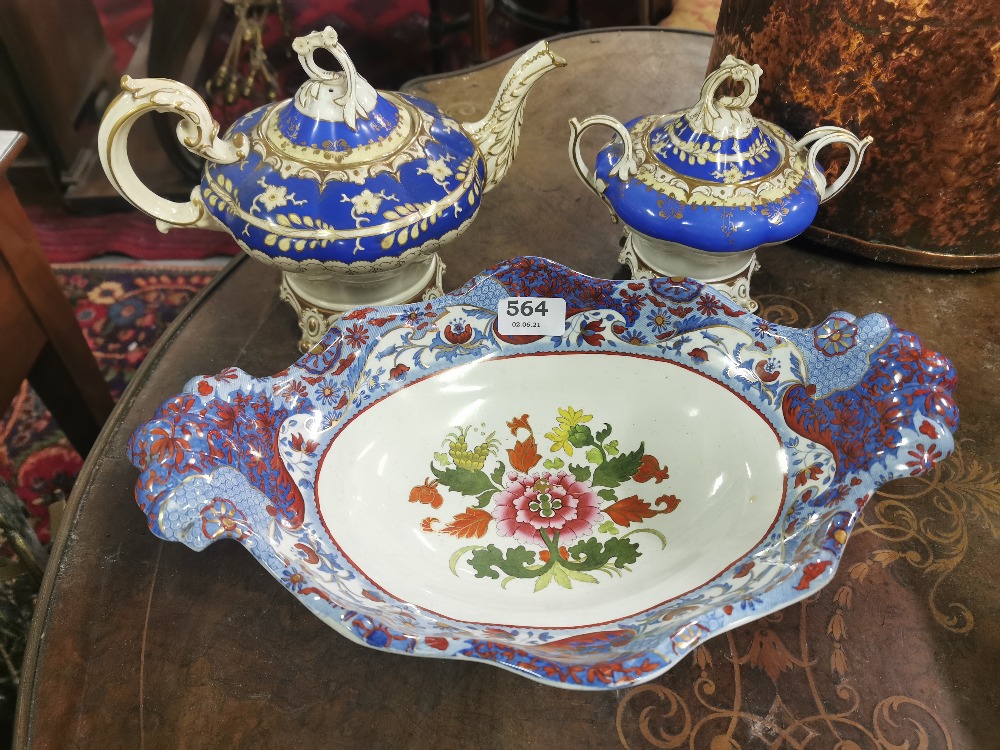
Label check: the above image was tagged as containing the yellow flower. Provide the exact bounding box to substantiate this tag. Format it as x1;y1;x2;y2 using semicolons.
543;406;593;457
87;280;124;305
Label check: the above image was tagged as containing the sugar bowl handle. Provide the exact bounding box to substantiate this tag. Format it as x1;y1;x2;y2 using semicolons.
568;115;639;223
98;76;246;232
795;126;874;204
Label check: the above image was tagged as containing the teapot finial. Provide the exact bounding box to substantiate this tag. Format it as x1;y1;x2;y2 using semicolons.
291;26;377;130
685;55;763;140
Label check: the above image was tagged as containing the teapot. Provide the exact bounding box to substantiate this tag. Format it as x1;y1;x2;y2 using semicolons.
99;27;565;350
568;55;872;311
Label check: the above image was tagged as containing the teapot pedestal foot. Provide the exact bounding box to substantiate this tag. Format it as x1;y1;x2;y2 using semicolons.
619;231;761;313
279;254;446;352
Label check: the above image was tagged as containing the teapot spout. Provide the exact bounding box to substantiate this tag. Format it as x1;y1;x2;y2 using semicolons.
462;41;566;193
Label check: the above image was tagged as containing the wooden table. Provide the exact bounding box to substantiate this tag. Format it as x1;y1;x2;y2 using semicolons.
16;29;999;749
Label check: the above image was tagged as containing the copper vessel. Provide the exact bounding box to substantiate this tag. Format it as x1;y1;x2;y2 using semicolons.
710;0;999;268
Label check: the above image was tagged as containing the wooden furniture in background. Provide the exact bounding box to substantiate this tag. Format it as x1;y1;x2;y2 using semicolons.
148;0;226;183
429;0;493;69
0;132;114;456
0;0;118;189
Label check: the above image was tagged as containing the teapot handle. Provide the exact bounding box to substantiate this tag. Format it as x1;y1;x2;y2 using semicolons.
568;115;639;223
794;126;874;204
98;76;246;232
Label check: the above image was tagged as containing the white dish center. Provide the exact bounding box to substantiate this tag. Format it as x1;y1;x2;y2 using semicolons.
317;352;786;629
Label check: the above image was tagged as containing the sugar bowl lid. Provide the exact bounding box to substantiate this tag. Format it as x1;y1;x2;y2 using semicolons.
646;57;784;186
569;55;872;254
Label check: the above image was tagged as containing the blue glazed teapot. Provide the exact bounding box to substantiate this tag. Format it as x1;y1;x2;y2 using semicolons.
569;55;871;311
99;27;565;349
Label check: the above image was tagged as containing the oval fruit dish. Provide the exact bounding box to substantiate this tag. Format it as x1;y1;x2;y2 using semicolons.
128;257;957;690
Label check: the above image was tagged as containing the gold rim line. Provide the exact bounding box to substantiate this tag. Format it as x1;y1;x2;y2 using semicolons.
258;92;428;169
633;114;809;197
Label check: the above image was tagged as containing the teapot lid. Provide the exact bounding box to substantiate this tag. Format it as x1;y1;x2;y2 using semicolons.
646;56;784;185
199;25;487;272
271;27;403;154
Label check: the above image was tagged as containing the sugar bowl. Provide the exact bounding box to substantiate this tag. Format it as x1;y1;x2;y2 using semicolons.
569;55;872;310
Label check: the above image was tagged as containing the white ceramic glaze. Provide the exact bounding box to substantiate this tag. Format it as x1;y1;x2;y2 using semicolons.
320;354;786;628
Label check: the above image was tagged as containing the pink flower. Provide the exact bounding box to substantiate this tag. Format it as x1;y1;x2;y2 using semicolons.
493;471;602;546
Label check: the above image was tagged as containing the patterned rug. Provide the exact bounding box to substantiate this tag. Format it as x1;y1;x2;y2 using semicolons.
0;265;218;545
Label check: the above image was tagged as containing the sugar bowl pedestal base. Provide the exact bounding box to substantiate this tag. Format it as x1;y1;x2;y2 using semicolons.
619;231;761;313
279;254;446;351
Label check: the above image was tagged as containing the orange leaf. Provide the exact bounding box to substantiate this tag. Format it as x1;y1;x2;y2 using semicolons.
342;307;375;320
507;435;541;473
733;561;754;578
606;495;656;527
506;414;532;435
634;454;670;483
441;508;492;539
331;352;356;375
294;543;320;564
539;546;569;563
655;494;681;513
420;517;439;533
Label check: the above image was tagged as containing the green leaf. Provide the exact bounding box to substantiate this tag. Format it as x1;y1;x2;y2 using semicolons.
543;457;564;470
569;464;591;483
595;423;613;443
602;536;642;567
467;545;539;579
490;463;506;486
622;526;668;550
474;490;496;508
585;447;604;465
566;536;641;571
597;488;618;504
551;564;573;589
449;545;485;575
534;567;554;592
605;440;620;456
598;519;619;535
564;568;599;584
592;443;645;488
434;451;451;466
431;464;495;497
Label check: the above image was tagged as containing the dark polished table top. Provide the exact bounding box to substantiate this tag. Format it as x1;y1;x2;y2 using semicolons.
16;29;1000;748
